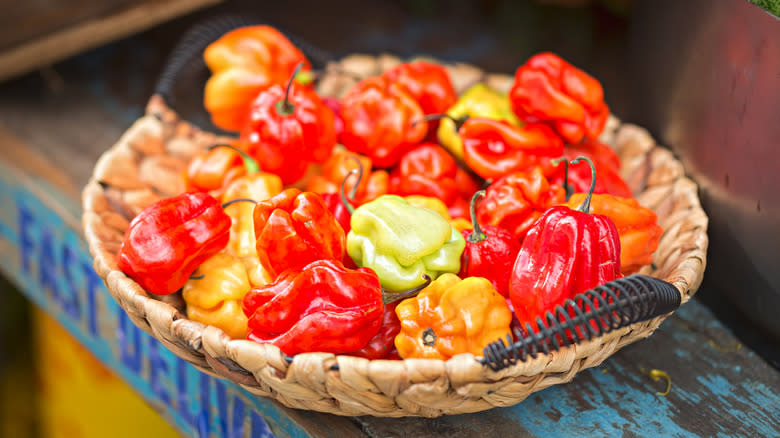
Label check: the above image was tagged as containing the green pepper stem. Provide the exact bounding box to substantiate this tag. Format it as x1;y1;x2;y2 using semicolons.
382;274;432;305
275;61;305;116
569;156;597;213
466;190;487;243
339;155;365;215
221;197;257;209
208;143;260;174
551;157;573;200
412;113;469;130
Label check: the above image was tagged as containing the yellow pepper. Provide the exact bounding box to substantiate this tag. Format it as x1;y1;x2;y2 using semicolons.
394;273;512;360
404;195;451;220
222;172;283;287
437;83;521;161
183;252;251;339
449;217;473;233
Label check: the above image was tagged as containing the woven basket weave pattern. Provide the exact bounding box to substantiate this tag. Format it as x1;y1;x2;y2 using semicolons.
82;54;708;417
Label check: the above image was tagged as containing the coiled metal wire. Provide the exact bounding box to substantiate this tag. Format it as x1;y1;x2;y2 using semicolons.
480;275;681;371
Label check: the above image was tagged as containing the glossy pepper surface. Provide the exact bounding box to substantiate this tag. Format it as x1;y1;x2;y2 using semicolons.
117;192;231;295
460;117;564;181
350;301;401;360
437;83;520;161
183;143;251;198
183;252;250;339
339;76;427;168
565;193;662;275
394;274;512;360
253;188;345;278
242;80;336;185
509;52;609;144
203;25;310;132
222;171;283;286
545;140;631;199
509;158;621;331
242;259;383;355
346;195;465;292
459;191;521;296
477;166;566;242
305;148;388;205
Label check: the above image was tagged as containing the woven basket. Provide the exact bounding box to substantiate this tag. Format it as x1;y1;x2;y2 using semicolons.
82;53;708;417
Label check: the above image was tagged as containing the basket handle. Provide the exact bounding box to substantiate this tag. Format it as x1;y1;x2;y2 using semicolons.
154;14;334;107
480;275;681;371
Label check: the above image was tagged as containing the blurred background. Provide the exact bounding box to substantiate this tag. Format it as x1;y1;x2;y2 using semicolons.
0;0;777;436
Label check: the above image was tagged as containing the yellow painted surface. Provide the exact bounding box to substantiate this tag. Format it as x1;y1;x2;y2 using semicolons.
33;309;180;438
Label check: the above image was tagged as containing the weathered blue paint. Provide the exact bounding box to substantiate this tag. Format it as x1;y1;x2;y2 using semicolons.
0;161;317;438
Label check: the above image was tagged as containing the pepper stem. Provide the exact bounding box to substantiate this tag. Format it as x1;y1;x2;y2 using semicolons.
208;143;260;174
221;197;257;209
382;274;432;305
466;190;487;243
412;113;469;130
275;61;305;116
551;157;574;200
339;156;364;215
569;156;597;213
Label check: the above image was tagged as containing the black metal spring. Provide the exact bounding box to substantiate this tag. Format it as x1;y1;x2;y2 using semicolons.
480;275;681;371
154;14;334;107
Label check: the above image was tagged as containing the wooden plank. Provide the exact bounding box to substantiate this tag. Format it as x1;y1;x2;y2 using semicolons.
0;11;778;437
0;0;223;82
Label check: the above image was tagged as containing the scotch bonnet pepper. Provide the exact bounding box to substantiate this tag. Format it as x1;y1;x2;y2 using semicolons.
242;259;383;355
183;143;255;199
510;157;621;332
117;192;231;295
437;83;520;161
253;188;345;279
346;195;465;292
509;52;609;144
183;252;250;339
394;274;512;360
204;25;311;132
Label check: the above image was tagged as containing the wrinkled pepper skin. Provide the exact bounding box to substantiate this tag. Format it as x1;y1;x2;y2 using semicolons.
509;205;621;332
394;274;512;360
403;195;451;220
459;191;521;296
183;143;247;198
350;301;401;360
253;188;346;278
204;25;310;132
460;118;564;181
242;259;383;355
346;195;465;292
509;52;609;144
437;83;520;161
117;192;231;295
304;148;389;205
477;166;566;242
183;252;250;339
339;76;427;168
222;172;283;286
545;140;631;199
242;82;337;185
565;193;662;275
389;143;462;208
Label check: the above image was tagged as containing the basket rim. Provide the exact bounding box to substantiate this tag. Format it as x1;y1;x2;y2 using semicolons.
81;56;709;417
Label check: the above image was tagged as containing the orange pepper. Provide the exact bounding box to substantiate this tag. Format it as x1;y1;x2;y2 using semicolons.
394;274;512;360
305;148;388;204
203;25;311;132
182;143;248;199
565;193;663;275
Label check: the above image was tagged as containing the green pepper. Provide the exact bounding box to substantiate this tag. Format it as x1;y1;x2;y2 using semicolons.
346;195;465;292
437;83;521;161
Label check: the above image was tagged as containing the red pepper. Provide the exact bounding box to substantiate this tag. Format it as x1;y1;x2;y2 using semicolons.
509;157;621;331
253;188;345;278
241;66;337;185
460;118;564;181
117;192;231;295
477;166;566;242
458;190;521;297
389;143;461;205
242;259;383;355
509;52;609;144
339;76;428;168
544;139;631;199
349;301;401;360
382;61;457;138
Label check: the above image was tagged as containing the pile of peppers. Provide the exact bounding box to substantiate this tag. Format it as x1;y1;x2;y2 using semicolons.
116;26;665;361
